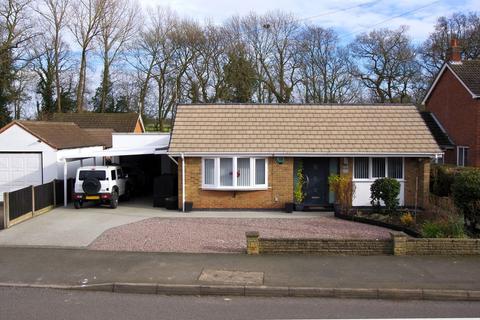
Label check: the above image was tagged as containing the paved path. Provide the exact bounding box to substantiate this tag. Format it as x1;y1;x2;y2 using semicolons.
1;247;479;291
89;216;391;253
2;287;480;320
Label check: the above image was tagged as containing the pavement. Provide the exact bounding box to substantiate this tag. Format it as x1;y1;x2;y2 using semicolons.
1;246;480;301
0;198;336;248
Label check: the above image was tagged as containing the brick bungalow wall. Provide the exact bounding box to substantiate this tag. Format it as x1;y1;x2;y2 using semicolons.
178;157;294;209
425;68;480;166
178;156;430;210
134;119;143;133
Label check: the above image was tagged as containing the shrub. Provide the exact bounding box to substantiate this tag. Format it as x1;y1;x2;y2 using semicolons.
370;177;401;214
421;218;466;238
400;212;414;227
451;169;480;228
328;174;355;213
430;165;456;197
294;162;305;204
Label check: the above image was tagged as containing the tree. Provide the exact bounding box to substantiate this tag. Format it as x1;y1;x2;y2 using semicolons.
350;26;420;103
68;0;106;112
35;0;70;113
221;44;257;102
96;0;138;112
298;26;358;103
0;0;34;126
420;12;480;80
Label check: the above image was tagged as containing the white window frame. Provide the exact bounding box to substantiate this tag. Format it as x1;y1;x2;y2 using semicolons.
457;146;469;167
202;157;268;191
352;157;404;182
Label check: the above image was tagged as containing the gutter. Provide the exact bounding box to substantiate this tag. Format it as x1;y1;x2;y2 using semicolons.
167;152;443;158
181;153;185;213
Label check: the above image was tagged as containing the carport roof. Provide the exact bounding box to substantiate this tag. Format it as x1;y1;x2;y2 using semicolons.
61;146;168;162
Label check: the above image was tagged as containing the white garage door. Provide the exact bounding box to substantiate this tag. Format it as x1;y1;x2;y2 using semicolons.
0;153;43;202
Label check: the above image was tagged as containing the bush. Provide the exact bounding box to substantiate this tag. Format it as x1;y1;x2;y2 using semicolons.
421;218;466;238
400;212;414;227
431;165;456;197
370;177;401;214
451;169;480;228
328;174;355;213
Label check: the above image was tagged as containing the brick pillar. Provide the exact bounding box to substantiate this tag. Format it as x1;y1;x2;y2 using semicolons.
390;231;407;256
246;231;260;255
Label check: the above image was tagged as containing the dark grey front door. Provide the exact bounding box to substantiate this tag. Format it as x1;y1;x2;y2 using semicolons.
303;158;330;206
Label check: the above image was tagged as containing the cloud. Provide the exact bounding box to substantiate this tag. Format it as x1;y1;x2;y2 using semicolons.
137;0;480;43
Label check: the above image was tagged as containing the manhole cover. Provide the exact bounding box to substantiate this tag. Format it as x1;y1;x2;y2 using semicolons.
198;269;264;285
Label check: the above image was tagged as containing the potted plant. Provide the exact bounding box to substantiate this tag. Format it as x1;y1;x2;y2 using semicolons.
294;162;306;211
328;174;355;215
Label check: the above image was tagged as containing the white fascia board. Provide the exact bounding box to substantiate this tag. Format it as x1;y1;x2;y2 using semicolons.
167;151;443;158
61;147;158;161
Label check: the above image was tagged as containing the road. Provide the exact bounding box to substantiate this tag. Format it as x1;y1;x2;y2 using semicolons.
1;287;480;320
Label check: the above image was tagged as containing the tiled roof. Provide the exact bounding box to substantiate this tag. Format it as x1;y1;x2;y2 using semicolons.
84;129;113;148
420;112;455;149
6;121;104;149
448;60;480;96
51;112;141;132
168;104;442;155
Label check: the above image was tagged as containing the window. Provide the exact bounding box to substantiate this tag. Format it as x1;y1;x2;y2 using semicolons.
354;158;369;179
202;157;267;190
78;171;106;181
111;170;116;180
457;146;469;167
117;169;124;179
353;157;404;180
204;159;215;185
388;158;403;179
372;158;386;178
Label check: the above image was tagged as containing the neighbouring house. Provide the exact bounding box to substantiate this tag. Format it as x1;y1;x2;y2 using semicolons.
168;104;442;211
423;39;480;167
0;121;106;201
50;112;145;133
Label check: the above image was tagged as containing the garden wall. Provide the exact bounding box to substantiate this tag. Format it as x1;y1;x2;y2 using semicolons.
246;231;480;256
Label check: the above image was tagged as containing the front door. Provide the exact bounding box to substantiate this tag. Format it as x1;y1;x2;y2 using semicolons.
303;158;330;206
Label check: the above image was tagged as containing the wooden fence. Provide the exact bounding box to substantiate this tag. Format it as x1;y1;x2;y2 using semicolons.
2;179;73;229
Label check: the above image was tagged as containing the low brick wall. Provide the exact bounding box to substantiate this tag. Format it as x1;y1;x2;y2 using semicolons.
406;239;480;255
246;231;480;256
259;238;392;255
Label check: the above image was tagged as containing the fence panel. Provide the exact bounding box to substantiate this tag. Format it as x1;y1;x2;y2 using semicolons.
54;179;74;206
35;181;54;212
8;186;33;221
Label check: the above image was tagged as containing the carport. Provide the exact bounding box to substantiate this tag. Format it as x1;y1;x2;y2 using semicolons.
60;133;177;208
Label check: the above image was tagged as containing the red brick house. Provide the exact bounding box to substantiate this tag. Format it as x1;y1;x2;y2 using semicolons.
423;42;480;166
168;104;441;211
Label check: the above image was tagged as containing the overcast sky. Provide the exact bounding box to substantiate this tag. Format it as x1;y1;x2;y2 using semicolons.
138;0;480;43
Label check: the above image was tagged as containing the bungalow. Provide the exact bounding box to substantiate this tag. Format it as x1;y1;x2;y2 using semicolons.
168;104;442;211
50;112;145;133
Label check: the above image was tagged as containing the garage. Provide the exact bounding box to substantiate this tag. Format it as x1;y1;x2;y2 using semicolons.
61;133;177;209
0;153;43;202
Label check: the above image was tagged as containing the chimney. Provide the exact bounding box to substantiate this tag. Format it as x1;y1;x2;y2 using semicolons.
448;38;462;63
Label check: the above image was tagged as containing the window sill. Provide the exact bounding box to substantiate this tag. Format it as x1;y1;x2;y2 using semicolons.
201;186;269;191
353;179;405;183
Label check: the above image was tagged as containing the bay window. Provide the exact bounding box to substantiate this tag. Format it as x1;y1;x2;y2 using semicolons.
353;157;404;180
202;157;268;190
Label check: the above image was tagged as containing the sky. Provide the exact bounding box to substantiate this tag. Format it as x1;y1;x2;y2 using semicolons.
138;0;480;43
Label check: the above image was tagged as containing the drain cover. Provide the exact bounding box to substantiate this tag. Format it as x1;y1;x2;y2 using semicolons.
198;269;264;285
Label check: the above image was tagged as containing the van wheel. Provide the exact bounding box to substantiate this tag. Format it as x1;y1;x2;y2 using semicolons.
74;201;82;209
110;191;119;209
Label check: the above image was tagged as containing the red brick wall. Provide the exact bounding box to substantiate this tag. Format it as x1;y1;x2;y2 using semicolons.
404;158;430;208
134;119;143;133
425;68;480;166
178;157;294;209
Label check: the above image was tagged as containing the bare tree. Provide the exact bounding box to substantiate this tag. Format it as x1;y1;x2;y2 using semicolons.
68;0;106;112
350;26;419;103
0;0;36;125
35;0;69;113
95;0;138;112
298;26;358;103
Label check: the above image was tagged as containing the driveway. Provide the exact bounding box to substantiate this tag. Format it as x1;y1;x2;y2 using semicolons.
0;198;392;251
0;198;324;248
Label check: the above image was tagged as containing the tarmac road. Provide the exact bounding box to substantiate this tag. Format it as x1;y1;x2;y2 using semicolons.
1;287;480;320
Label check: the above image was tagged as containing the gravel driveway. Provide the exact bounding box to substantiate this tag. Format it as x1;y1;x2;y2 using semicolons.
89;215;391;253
